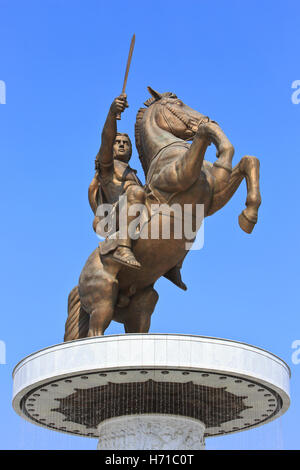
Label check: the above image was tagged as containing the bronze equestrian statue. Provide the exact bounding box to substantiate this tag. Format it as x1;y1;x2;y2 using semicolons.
64;87;261;341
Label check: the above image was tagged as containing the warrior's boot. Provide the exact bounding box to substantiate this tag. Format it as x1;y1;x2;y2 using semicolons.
99;234;141;270
112;242;141;270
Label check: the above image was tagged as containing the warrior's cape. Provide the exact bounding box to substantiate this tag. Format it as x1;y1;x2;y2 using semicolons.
88;173;105;233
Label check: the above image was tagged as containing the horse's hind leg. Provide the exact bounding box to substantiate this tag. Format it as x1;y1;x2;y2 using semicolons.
122;286;159;333
78;249;120;337
87;274;119;337
208;155;261;233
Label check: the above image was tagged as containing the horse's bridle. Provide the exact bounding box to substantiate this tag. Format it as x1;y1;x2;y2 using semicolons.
146;100;213;183
162;101;208;137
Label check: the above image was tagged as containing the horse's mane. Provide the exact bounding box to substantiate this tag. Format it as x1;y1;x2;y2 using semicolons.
135;106;148;176
135;92;175;177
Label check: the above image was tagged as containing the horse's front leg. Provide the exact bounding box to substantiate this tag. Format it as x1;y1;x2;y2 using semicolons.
200;120;235;191
208;155;261;233
151;120;234;194
151;122;211;193
238;155;262;233
157;119;235;191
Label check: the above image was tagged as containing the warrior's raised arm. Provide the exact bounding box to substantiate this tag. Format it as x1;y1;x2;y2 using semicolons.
95;94;128;171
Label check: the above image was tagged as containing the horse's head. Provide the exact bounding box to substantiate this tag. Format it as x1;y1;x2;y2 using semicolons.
135;87;208;176
144;86;206;141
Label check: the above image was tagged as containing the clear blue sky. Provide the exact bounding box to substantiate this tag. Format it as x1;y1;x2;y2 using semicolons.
1;0;300;449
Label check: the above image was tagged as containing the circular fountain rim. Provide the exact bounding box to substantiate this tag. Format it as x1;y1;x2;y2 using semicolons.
12;334;291;439
12;333;291;378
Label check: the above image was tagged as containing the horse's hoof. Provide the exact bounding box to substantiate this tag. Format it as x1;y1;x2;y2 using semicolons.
87;329;103;338
238;211;256;234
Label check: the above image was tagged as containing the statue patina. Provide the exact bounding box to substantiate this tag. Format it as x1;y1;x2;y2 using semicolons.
64;87;261;340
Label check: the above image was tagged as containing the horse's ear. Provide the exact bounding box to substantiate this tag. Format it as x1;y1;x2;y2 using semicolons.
147;86;162;100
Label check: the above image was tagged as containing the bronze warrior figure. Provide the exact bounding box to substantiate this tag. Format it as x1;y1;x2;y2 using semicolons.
88;93;145;270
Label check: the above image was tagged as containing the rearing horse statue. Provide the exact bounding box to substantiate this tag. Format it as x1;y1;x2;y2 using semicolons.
64;87;261;340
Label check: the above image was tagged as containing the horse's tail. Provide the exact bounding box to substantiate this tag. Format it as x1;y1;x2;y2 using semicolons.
64;286;90;342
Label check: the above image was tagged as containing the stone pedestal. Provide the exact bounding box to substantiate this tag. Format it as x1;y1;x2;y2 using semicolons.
97;414;206;450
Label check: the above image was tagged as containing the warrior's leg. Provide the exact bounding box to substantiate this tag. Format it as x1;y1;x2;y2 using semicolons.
112;185;146;269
